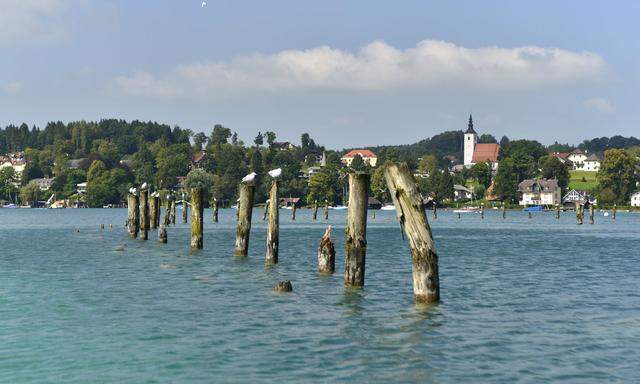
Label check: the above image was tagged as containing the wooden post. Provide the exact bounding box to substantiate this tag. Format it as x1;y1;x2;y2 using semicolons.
158;225;167;243
384;163;440;304
556;204;560;219
502;203;506;219
344;173;369;287
213;198;219;223
313;200;318;220
154;193;161;228
182;192;188;224
576;202;583;225
234;182;255;256
190;187;203;250
163;195;171;226
481;204;485;219
139;188;149;240
324;199;329;220
274;281;293;292
291;202;297;221
127;194;139;238
266;181;279;264
149;193;158;229
432;203;437;220
263;200;269;221
457;212;461;219
613;204;617;220
528;211;532;219
170;198;176;225
318;226;335;274
589;204;595;225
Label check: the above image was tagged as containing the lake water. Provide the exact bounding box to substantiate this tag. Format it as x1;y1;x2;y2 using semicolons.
1;208;639;383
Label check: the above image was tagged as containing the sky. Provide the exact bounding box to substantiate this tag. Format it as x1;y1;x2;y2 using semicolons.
1;0;639;149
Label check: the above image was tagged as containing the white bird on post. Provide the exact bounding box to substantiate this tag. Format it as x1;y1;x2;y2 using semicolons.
242;172;257;184
130;187;138;196
268;168;282;178
141;182;148;190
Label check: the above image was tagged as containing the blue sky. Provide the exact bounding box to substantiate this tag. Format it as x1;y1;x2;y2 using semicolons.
1;0;638;148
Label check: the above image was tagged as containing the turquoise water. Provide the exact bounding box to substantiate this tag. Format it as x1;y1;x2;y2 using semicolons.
1;208;639;383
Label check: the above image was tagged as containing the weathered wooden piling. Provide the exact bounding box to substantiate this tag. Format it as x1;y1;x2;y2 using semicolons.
432;203;437;220
158;225;167;244
149;194;158;229
384;163;440;304
556;204;561;219
213;198;219;223
190;187;203;250
589;204;595;225
234;182;256;256
266;180;279;264
481;204;485;219
163;195;171;226
139;188;149;240
457;212;461;219
291;203;297;221
576;203;584;225
528;211;532;219
263;200;269;221
318;226;335;274
502;204;506;219
127;193;139;238
274;280;293;292
613;204;617;220
313;200;319;220
170;197;176;225
182;192;188;224
344;173;369;287
324;199;329;220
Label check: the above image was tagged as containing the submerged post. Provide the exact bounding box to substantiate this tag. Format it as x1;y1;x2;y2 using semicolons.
190;187;203;250
528;211;532;219
127;193;139;238
182;191;188;224
163;195;171;226
481;203;485;219
149;192;158;229
502;203;506;219
324;199;329;220
318;226;336;274
432;202;437;220
234;181;255;256
263;200;269;221
291;202;297;221
556;204;561;219
384;163;440;304
213;198;219;223
158;225;167;244
313;200;319;220
344;172;369;287
589;204;595;225
170;197;176;225
576;202;584;225
139;187;149;240
613;204;617;220
266;180;279;264
153;192;161;228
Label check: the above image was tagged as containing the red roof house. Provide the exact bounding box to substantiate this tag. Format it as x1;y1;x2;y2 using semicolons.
471;143;500;163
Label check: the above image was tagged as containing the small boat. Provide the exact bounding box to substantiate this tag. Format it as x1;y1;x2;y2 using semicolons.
2;203;17;209
380;204;395;211
603;211;610;217
523;205;543;212
231;204;238;210
453;206;479;213
330;205;348;210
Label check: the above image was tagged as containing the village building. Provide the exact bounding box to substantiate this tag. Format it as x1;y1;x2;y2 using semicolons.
76;182;87;195
567;149;587;168
562;189;596;209
271;141;297;151
463;115;500;171
341;149;378;167
454;184;473;201
518;178;561;206
583;153;602;172
631;191;640;207
551;152;574;167
31;178;55;191
0;152;26;177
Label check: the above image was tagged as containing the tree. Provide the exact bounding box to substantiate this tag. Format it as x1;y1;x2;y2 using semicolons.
471;162;491;188
193;132;208;150
349;154;367;172
210;125;232;145
155;144;192;188
307;165;341;205
541;156;570;191
20;182;42;206
478;134;497;144
370;163;390;202
254;131;264;147
597;149;637;204
185;168;215;204
499;135;510;147
87;160;107;181
436;170;454;201
301;133;310;149
0;167;18;201
265;131;276;147
418;154;438;175
494;157;519;203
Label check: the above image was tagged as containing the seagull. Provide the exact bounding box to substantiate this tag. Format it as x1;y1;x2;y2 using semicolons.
130;187;138;195
242;172;257;183
268;168;282;178
129;187;135;194
201;1;207;7
141;182;148;190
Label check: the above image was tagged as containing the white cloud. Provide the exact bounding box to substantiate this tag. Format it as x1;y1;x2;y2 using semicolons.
113;39;607;101
0;0;72;43
583;97;615;114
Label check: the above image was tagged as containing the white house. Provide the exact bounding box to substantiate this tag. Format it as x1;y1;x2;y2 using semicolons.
31;178;55;191
568;149;601;171
568;149;587;169
518;179;561;206
341;149;378;167
454;184;473;201
583;153;602;172
463;115;500;171
631;191;640;207
0;152;26;178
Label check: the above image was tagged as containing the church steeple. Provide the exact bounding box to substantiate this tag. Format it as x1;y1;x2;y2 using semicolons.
465;114;476;134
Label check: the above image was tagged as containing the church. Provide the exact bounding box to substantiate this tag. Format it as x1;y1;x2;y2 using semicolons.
463;115;500;171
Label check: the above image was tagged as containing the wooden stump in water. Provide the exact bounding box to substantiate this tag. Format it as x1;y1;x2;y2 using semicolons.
234;182;255;256
127;194;139;238
139;189;149;240
274;281;293;292
262;200;269;221
432;203;437;220
528;211;532;219
190;188;203;250
576;203;584;225
481;204;485;220
266;181;279;264
324;199;329;220
318;226;335;274
613;204;617;220
457;212;461;219
384;163;440;304
170;198;176;225
556;204;561;219
291;203;296;221
344;173;369;287
149;194;158;229
182;192;189;224
589;204;595;225
158;225;167;244
213;198;219;223
313;200;318;220
502;204;506;219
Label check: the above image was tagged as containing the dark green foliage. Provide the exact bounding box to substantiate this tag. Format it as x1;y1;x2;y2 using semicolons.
540;155;570;191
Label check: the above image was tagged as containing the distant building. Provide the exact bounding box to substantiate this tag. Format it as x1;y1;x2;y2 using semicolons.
68;158;86;169
192;150;207;168
76;182;87;194
271;141;297;151
454;184;473;201
0;152;26;177
631;191;640;207
31;178;55;191
518;179;561;206
341;149;377;167
562;189;596;209
583;153;602;172
368;197;383;209
551;152;574;167
279;197;301;208
567;149;587;169
463;115;500;171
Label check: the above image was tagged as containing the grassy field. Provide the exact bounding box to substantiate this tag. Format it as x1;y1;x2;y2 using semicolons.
568;170;598;191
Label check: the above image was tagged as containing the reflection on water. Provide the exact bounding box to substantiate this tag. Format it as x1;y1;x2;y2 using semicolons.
1;208;639;383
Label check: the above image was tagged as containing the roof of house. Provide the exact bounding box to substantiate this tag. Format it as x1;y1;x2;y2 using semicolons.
553;152;570;159
454;184;473;193
193;150;206;163
570;148;585;155
465;115;476;134
69;159;85;169
585;153;602;161
343;149;376;158
518;179;559;193
472;143;500;163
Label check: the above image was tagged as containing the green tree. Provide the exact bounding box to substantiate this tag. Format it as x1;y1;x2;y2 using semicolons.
540;155;570;191
265;131;276;147
370;163;390;202
254;132;264;147
471;162;491;188
0;167;18;201
418;154;438;175
307;166;341;205
155;144;192;188
349;154;367;172
20;182;42;206
494;157;519;203
436;170;454;201
193;132;208;150
597;149;637;204
210;125;232;145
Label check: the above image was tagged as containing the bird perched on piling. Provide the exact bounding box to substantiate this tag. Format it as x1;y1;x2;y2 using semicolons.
268;168;282;178
129;187;138;196
141;182;148;190
242;172;257;183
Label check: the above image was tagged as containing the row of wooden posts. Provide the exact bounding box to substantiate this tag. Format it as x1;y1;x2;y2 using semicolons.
124;163;440;304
